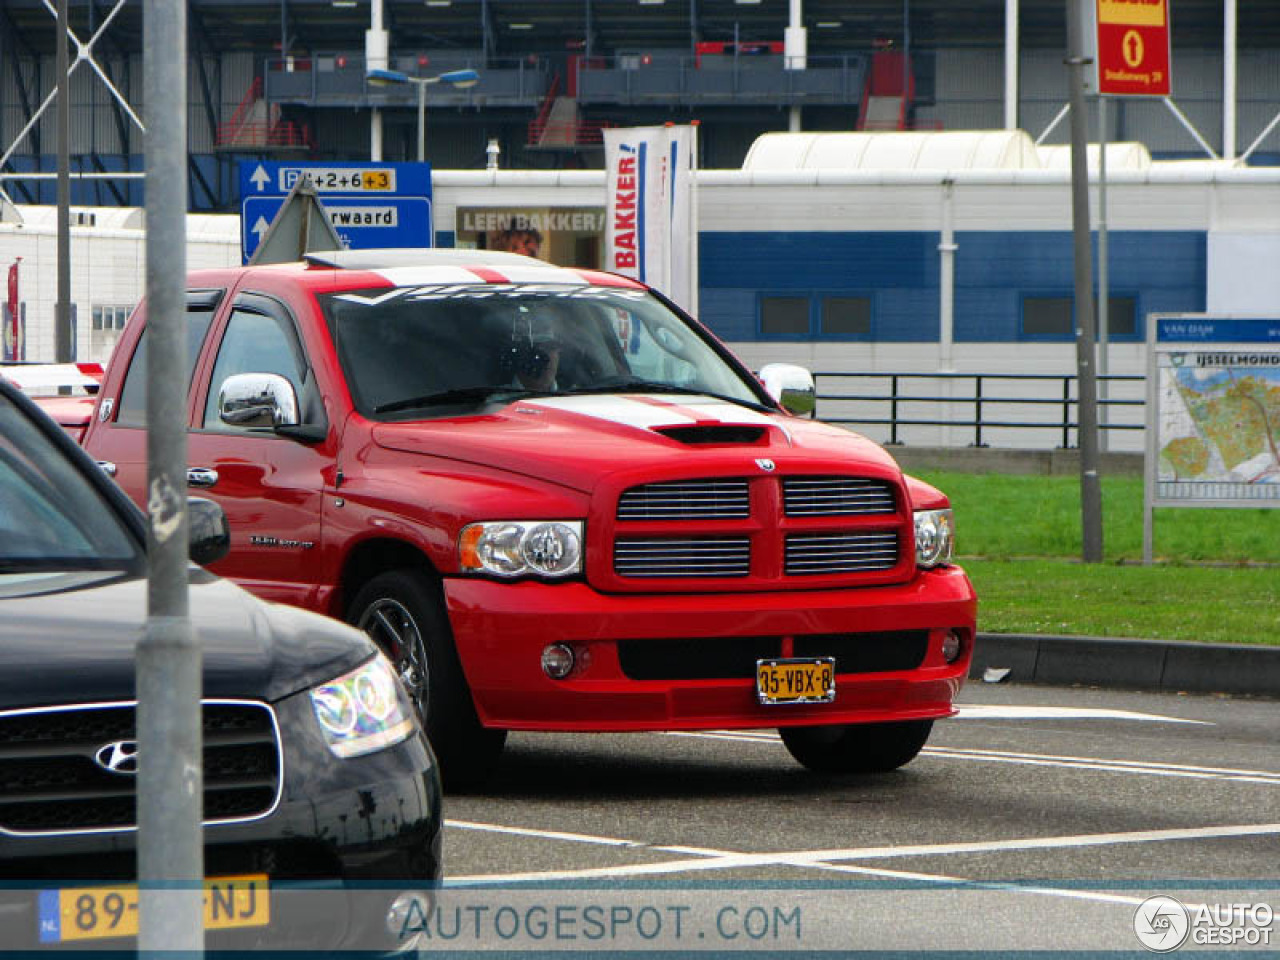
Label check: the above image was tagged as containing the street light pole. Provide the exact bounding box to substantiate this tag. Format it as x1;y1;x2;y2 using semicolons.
365;67;479;164
416;79;426;163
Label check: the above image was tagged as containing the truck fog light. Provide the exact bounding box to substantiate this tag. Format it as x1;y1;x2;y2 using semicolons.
541;643;575;679
942;630;963;664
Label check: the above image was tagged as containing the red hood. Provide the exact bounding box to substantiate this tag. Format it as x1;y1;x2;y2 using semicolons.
370;393;902;492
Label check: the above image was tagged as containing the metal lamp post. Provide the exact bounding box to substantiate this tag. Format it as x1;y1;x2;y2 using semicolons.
365;67;479;162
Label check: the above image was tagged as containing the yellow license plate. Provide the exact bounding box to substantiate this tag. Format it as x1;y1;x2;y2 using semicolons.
38;874;269;943
756;657;836;705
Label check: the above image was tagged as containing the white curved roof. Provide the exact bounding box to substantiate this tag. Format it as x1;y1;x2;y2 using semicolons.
15;204;143;230
8;204;240;241
743;130;1044;171
1035;142;1153;171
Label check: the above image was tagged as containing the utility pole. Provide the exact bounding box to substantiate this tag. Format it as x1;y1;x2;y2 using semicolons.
138;0;203;951
55;0;71;364
1066;0;1104;562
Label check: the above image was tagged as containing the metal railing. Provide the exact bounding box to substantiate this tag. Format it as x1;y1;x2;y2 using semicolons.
573;53;868;106
814;371;1145;448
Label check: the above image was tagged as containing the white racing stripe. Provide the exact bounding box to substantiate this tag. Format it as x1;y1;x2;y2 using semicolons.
528;393;778;430
528;394;696;429
368;265;495;286
479;264;590;284
1;362;103;390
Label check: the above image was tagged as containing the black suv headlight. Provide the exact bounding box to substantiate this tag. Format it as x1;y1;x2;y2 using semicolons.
309;655;416;758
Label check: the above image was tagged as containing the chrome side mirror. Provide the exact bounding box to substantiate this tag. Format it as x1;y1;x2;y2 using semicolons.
188;496;230;566
219;373;300;430
758;363;816;418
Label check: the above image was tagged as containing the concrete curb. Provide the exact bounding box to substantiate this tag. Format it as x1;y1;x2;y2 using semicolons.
970;633;1280;699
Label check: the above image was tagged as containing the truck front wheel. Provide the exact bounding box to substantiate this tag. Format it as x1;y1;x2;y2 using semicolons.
348;569;506;789
779;720;933;774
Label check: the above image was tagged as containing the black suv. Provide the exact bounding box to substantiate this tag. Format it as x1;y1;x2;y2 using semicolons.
0;377;442;950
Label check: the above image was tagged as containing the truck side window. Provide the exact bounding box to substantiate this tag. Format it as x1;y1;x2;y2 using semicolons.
115;299;220;428
202;307;310;432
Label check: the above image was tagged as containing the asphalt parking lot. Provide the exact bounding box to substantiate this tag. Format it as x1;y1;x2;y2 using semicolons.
435;683;1280;953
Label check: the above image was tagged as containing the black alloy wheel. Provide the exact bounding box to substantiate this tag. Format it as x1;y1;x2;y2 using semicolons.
349;568;506;789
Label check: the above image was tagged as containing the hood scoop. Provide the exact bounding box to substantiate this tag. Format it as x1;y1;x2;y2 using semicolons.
654;424;767;445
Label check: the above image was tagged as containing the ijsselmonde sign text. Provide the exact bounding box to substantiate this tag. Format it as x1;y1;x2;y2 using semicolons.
1087;0;1171;97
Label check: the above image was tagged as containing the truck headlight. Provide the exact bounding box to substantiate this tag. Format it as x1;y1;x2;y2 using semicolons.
914;508;955;568
310;656;416;758
459;521;583;578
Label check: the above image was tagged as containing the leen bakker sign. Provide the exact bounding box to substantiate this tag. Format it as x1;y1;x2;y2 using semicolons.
1089;0;1171;97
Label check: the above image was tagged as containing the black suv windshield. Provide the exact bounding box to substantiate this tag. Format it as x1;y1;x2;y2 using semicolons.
320;283;766;417
0;394;141;573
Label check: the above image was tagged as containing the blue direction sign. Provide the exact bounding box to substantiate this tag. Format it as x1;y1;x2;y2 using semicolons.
238;161;434;263
242;195;433;262
238;161;432;200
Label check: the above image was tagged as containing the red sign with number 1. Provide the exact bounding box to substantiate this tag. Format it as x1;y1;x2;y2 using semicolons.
1096;0;1171;97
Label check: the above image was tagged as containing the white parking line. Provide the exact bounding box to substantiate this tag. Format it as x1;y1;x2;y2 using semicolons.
448;819;651;849
951;704;1213;724
924;746;1280;784
445;821;1280;899
659;731;1280;784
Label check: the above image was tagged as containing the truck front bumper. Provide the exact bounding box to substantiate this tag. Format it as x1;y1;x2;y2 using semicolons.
444;566;977;731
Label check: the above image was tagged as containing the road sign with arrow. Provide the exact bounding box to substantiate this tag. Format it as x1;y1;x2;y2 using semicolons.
237;161;433;263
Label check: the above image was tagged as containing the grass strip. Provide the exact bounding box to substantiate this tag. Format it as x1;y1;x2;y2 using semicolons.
963;557;1280;646
909;471;1280;645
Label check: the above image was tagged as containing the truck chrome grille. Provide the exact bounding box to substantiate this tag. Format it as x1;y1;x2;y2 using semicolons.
783;477;897;516
610;475;906;583
0;701;281;835
617;479;750;520
786;532;900;575
614;537;751;577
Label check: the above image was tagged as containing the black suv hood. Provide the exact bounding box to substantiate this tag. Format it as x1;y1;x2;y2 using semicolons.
0;569;373;709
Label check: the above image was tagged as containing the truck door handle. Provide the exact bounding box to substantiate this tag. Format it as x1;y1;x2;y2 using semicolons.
96;460;118;478
187;467;219;488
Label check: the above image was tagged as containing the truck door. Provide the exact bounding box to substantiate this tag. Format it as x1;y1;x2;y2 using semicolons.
186;292;333;609
82;289;224;521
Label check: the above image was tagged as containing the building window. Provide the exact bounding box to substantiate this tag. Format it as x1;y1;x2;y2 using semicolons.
1022;297;1074;337
1022;296;1139;340
821;296;871;337
1100;297;1136;337
91;304;133;331
760;296;811;336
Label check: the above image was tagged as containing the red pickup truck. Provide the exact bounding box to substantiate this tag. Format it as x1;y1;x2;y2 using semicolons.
46;249;976;786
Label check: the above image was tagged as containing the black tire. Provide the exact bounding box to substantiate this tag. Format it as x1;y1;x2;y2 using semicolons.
348;569;506;789
779;720;934;774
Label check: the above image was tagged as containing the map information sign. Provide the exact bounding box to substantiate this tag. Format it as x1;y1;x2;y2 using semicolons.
1144;314;1280;559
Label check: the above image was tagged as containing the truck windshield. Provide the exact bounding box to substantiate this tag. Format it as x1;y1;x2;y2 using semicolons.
320;284;766;417
0;393;141;574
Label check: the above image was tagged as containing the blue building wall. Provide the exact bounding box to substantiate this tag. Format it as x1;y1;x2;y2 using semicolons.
698;230;1207;343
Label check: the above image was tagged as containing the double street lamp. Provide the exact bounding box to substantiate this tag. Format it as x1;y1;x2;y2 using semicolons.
366;67;480;163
